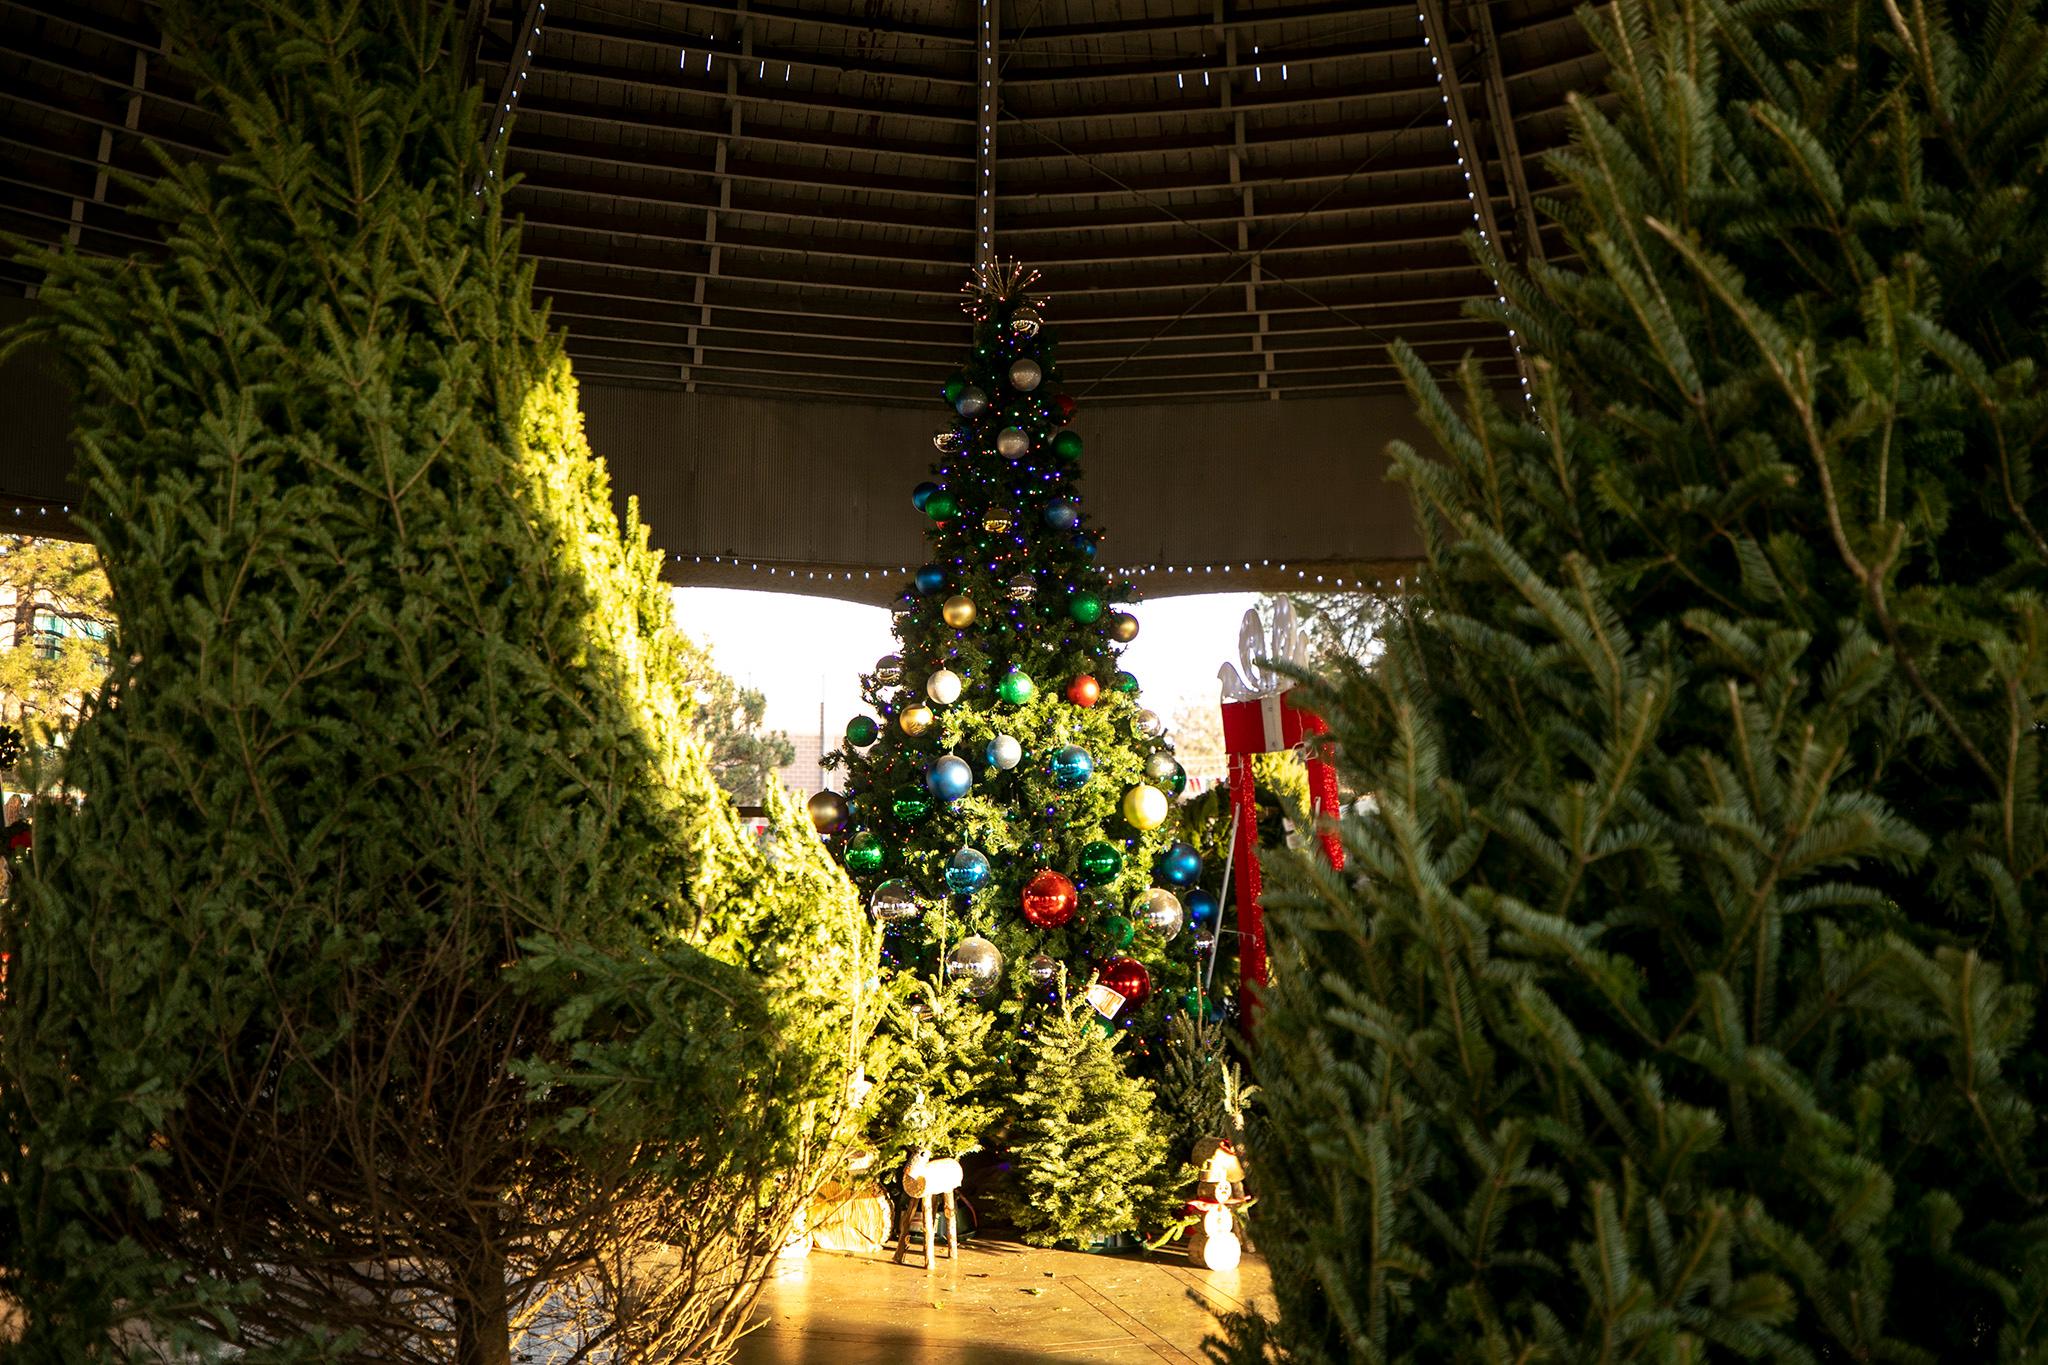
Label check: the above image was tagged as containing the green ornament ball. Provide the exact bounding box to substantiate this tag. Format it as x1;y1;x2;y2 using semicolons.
1166;762;1188;796
845;832;886;873
997;669;1036;705
941;374;967;404
892;786;934;824
1078;840;1124;882
845;716;879;747
1052;429;1084;461
924;490;959;521
1068;592;1104;625
1181;988;1206;1016
1102;913;1137;948
1113;671;1139;694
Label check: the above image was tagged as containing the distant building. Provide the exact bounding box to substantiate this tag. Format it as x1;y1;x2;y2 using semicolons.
776;713;830;797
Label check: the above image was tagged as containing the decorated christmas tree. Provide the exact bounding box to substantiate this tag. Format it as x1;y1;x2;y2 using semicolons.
819;263;1206;1043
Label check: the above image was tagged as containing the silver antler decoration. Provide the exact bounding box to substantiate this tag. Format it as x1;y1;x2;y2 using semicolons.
1217;600;1309;701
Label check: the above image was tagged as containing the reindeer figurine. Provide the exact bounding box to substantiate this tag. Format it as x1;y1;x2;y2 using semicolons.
894;1149;963;1270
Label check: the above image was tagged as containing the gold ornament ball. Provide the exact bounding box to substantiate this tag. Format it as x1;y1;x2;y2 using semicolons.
983;506;1015;533
1108;612;1139;643
942;594;977;628
900;704;936;736
1122;783;1169;831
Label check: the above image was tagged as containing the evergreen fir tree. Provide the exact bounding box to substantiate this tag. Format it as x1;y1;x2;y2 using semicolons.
825;263;1205;1046
997;978;1174;1247
1226;0;2048;1360
869;976;1005;1171
0;1;873;1359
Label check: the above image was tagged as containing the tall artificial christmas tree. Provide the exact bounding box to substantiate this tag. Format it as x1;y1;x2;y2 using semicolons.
0;1;873;1359
1225;0;2048;1360
821;264;1205;1044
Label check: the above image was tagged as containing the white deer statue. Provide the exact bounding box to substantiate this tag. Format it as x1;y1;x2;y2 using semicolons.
894;1149;963;1270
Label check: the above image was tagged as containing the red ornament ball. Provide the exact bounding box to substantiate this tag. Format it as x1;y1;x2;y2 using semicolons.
1066;673;1101;708
1021;868;1079;928
1054;393;1078;423
1099;955;1152;1008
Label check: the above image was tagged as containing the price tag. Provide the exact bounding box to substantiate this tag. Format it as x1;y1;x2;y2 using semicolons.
1085;982;1126;1019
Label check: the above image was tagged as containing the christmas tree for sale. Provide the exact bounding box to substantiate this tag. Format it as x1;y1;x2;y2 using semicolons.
820;263;1207;1041
996;980;1174;1248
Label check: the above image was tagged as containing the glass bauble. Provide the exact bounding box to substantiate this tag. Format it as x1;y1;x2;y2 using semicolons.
1134;708;1165;738
1141;886;1185;937
870;879;922;923
1068;592;1104;625
925;668;963;705
806;790;847;834
942;595;977;628
914;564;948;596
1109;612;1140;643
1050;744;1094;788
1186;887;1219;925
941;374;967;404
997;669;1036;705
945;936;1004;998
1075;533;1098;560
911;480;938;512
955;385;988;417
986;733;1023;770
1053;391;1077;422
1113;670;1139;694
1166;762;1188;797
983;506;1015;533
1009;358;1043;391
945;847;992;894
924;490;958;521
1052;429;1085;461
1021;869;1078;928
1100;955;1152;1007
1044;500;1079;530
1155;840;1202;888
1010;307;1042;337
875;654;903;683
892;786;934;823
996;426;1031;460
933;425;970;454
1144;750;1179;782
845;832;885;873
899;704;935;736
1122;784;1169;830
1065;674;1101;708
1027;953;1060;988
1078;840;1123;882
927;755;972;803
1193;931;1217;958
845;716;879;748
1006;573;1037;602
1102;913;1136;948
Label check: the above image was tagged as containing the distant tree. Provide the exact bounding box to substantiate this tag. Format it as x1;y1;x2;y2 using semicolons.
1259;590;1399;671
678;633;794;804
0;535;113;746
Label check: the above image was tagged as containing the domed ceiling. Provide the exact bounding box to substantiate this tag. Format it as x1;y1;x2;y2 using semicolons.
0;0;1606;597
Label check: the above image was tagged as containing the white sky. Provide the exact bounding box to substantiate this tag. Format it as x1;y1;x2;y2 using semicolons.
671;587;1262;744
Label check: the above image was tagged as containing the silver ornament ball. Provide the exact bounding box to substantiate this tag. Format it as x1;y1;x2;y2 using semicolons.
1144;750;1179;783
996;426;1031;460
945;935;1004;998
1135;709;1165;739
1006;573;1038;602
1009;358;1043;392
1010;307;1042;337
1027;953;1060;988
955;385;988;417
1141;887;1184;938
874;654;904;684
932;426;969;454
870;879;923;923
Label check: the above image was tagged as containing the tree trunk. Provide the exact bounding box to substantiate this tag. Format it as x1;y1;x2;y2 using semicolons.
454;1235;512;1365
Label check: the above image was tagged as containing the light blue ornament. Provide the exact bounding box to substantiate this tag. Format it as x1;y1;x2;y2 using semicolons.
987;734;1023;770
1154;839;1203;888
945;847;992;894
927;755;973;803
1050;744;1095;788
1044;500;1080;530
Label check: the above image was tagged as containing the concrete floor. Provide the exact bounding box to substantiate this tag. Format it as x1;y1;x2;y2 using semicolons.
735;1240;1270;1365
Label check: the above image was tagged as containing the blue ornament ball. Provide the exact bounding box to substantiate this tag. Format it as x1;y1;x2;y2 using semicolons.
986;734;1024;770
911;480;939;512
1075;532;1098;560
1185;887;1219;926
927;755;973;803
1044;500;1080;530
914;563;949;596
1155;839;1203;888
945;847;992;894
1049;744;1094;788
